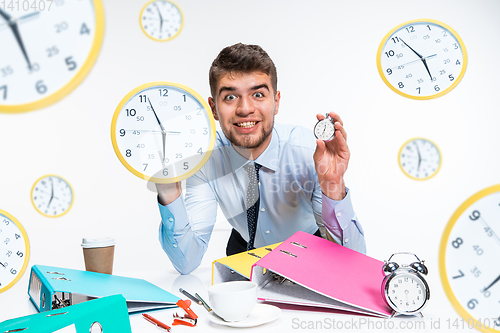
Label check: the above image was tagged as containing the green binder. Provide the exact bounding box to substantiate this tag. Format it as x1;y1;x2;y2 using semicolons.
0;294;132;333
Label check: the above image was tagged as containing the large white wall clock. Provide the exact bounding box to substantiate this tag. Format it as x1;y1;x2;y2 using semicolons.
0;209;30;293
111;82;216;184
0;0;105;113
398;138;442;180
440;184;500;333
140;0;183;42
377;19;467;100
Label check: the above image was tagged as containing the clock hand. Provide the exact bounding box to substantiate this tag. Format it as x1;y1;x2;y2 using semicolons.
154;3;163;31
0;262;6;268
47;179;54;208
483;273;500;292
0;7;32;70
17;11;41;22
415;142;422;171
148;98;166;132
390;54;437;70
400;38;433;81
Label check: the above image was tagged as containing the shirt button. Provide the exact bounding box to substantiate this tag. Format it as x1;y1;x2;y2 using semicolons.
168;217;174;222
337;212;342;217
261;208;265;212
266;230;270;234
258;182;261;186
173;243;178;248
345;238;349;243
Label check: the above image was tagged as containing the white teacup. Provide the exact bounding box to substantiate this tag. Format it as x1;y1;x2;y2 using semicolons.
208;281;257;322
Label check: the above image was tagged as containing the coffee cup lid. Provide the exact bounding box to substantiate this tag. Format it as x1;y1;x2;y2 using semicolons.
81;237;116;248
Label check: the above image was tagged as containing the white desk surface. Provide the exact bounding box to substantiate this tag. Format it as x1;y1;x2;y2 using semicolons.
0;223;473;333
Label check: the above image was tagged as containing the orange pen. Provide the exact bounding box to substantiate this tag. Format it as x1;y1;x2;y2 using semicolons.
142;313;171;332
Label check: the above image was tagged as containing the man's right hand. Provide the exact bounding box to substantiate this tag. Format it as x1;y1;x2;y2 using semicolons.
156;182;182;206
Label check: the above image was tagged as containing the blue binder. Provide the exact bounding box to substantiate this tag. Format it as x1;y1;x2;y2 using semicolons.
0;294;132;333
28;265;180;313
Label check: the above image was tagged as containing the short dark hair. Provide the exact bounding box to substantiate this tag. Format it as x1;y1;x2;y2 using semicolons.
209;43;278;97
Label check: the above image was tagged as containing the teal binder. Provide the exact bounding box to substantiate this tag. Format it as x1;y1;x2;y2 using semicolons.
0;294;132;333
28;265;180;313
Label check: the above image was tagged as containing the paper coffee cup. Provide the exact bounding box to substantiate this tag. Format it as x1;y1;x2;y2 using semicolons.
82;237;115;275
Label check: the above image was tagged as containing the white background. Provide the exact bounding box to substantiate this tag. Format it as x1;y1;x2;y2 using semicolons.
1;0;500;332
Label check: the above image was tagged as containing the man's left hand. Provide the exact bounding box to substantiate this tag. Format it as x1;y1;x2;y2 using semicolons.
313;112;350;201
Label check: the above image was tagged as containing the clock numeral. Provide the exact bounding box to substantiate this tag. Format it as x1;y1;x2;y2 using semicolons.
4;238;10;245
452;237;463;248
197;148;203;155
174;105;181;111
467;299;478;309
163;168;168;176
435;39;441;44
434;85;440;92
10;268;17;275
183;162;189;170
443;59;451;64
55;21;69;33
3;219;10;225
36;80;48;94
386;68;392;75
484;227;493;237
15;233;20;240
391;36;400;43
119;129;126;137
416;87;421;94
384;50;395;58
143;163;148;171
175;153;182;159
0;85;6;100
65;57;77;71
16;251;23;257
125;149;131;157
473;245;484;256
28;63;40;74
469;210;481;220
1;66;13;77
46;46;59;57
426;24;432;31
185;115;191;120
185;142;192;148
126;109;136;116
398;82;404;89
159;89;168;97
405;26;415;33
203;127;208;135
182;94;186;102
423;34;430;40
139;95;147;103
80;22;90;35
471;266;481;277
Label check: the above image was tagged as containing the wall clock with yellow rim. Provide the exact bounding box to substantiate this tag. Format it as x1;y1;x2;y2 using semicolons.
440;185;500;333
0;0;105;113
377;19;467;100
0;209;30;293
31;174;74;217
140;0;183;42
398;137;442;180
111;82;216;184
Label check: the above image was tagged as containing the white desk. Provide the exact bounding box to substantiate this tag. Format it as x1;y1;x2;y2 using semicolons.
0;223;472;333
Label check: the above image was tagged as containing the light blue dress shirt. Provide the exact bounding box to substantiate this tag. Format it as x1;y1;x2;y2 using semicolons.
158;123;366;274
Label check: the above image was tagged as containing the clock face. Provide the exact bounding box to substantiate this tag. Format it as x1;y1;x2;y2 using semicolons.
0;0;104;112
385;271;428;313
140;0;183;42
31;175;74;217
377;19;467;100
314;118;335;142
111;82;216;184
440;185;500;333
0;210;30;293
398;138;441;180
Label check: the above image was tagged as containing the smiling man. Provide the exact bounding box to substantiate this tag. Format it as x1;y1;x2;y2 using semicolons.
156;43;366;274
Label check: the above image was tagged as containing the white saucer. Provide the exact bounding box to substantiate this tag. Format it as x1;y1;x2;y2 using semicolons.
207;304;281;328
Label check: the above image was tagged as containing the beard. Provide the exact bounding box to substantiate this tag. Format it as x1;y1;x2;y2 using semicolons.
222;119;274;150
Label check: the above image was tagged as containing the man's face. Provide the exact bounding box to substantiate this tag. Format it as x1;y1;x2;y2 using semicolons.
208;71;280;158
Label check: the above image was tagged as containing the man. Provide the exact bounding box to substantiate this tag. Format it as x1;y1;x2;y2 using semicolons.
156;43;365;274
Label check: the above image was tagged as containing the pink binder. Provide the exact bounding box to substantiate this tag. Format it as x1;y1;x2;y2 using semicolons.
250;231;393;317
